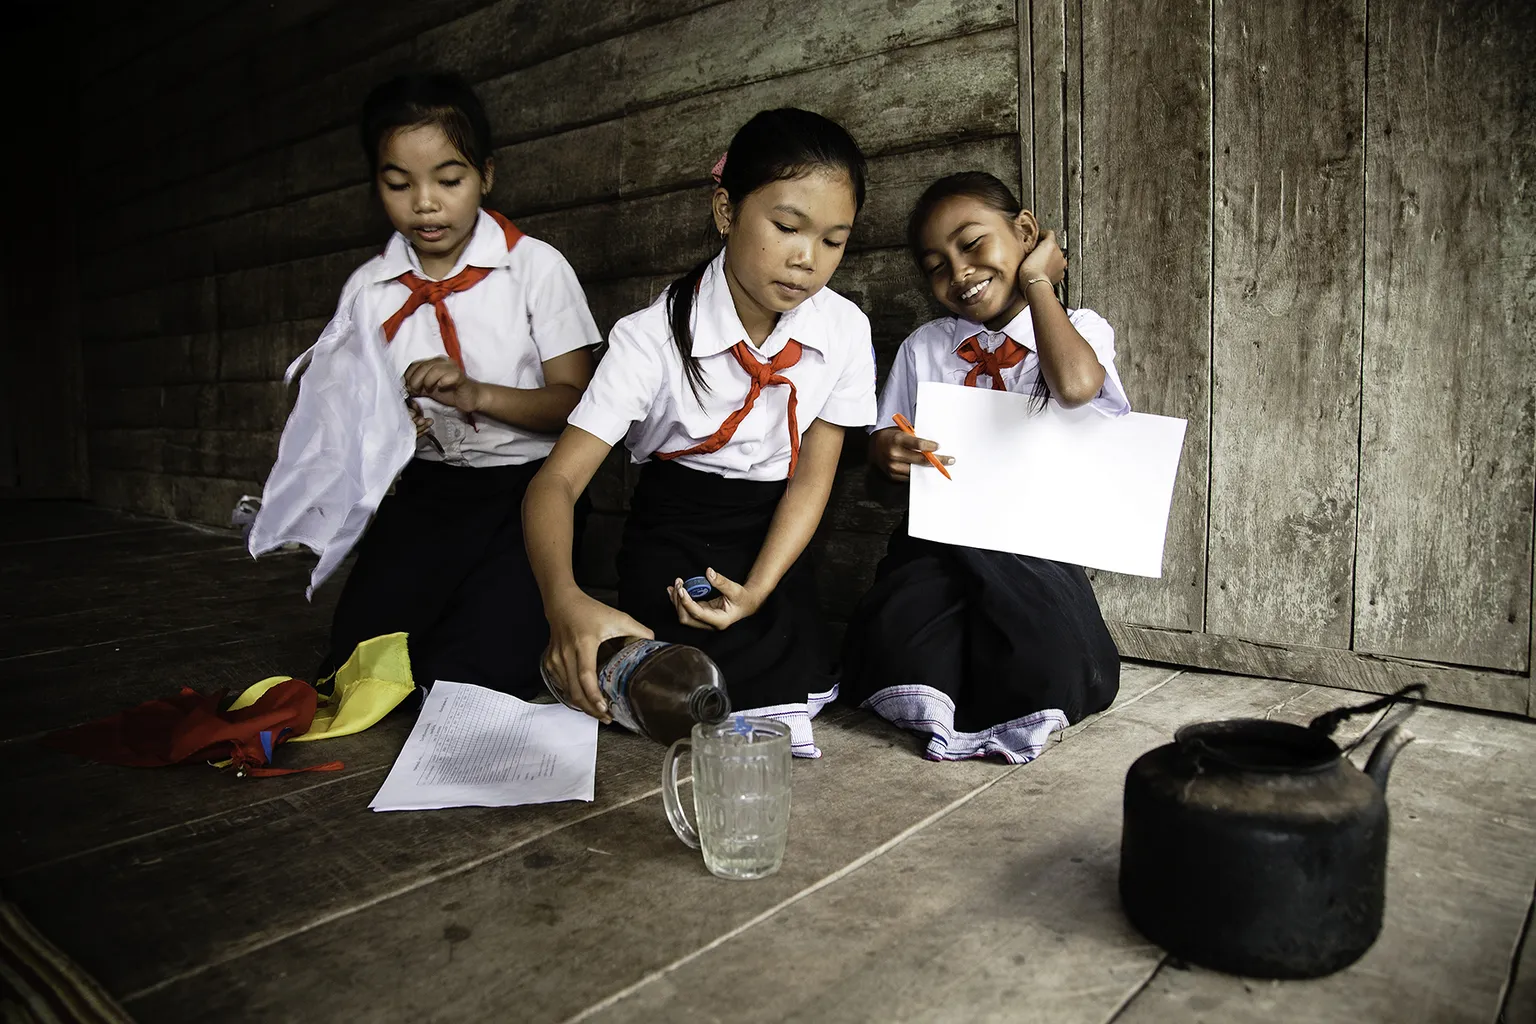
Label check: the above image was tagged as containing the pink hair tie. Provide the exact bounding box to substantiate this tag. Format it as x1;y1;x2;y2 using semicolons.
710;152;728;184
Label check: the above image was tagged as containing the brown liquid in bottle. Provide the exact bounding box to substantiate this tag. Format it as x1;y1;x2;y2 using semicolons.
598;637;730;745
544;637;731;746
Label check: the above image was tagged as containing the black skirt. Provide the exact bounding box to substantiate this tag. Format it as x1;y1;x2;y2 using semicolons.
840;520;1120;762
617;460;835;757
321;457;571;698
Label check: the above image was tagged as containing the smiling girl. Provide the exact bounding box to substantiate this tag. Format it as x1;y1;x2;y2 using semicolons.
275;73;601;696
524;108;874;757
842;171;1127;763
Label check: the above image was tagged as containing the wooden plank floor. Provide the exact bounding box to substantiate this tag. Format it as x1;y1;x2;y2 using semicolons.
1;500;1532;1024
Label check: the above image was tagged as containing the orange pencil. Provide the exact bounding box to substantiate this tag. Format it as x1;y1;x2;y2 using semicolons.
892;413;952;480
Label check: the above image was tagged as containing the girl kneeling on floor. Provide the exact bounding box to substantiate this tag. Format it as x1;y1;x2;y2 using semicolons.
841;172;1127;763
525;109;876;757
256;73;602;696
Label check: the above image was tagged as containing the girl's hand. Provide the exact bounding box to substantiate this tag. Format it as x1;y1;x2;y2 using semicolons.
404;357;485;414
545;591;654;723
405;399;434;437
1018;229;1067;290
868;426;953;481
667;568;763;631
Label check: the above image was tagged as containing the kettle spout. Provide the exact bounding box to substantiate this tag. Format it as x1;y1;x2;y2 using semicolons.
1364;725;1415;791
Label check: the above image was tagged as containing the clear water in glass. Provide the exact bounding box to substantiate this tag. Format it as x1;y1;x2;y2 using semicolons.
686;718;792;880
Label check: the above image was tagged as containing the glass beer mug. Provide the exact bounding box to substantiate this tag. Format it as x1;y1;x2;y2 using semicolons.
661;716;792;880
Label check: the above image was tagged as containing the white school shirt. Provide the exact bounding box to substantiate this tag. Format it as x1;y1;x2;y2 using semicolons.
350;207;602;466
873;305;1131;430
249;211;598;596
569;251;878;481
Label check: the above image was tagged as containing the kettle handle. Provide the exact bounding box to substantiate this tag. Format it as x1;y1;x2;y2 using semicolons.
1307;683;1425;742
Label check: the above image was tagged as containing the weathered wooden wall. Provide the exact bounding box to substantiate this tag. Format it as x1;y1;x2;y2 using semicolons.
1075;0;1535;715
70;0;1534;715
72;0;1020;627
1;8;89;498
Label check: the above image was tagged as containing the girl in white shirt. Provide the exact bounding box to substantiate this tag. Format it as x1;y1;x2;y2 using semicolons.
278;73;601;695
842;172;1126;763
525;109;876;757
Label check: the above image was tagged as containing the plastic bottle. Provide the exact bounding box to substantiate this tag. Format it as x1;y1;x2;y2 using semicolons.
541;637;730;745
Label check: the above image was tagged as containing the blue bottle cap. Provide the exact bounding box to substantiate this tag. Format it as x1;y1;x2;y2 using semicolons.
682;576;714;600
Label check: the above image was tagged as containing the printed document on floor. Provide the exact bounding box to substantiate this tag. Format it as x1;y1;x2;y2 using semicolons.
909;381;1186;578
370;681;598;811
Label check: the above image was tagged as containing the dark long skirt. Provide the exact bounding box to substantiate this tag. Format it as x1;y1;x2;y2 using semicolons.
617;460;835;757
840;520;1120;763
321;457;567;698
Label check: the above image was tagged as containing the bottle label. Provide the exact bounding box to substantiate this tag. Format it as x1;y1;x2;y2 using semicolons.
598;639;669;735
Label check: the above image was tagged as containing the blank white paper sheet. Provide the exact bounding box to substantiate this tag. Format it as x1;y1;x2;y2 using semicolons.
908;381;1186;578
369;681;598;811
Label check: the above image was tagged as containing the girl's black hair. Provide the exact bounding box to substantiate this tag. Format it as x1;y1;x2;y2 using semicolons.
359;73;493;178
906;171;1052;410
666;108;867;401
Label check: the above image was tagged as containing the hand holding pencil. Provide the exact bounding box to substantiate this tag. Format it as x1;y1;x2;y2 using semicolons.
870;414;954;481
893;414;952;480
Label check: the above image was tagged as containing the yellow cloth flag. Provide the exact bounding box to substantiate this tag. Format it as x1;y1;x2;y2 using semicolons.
229;632;415;742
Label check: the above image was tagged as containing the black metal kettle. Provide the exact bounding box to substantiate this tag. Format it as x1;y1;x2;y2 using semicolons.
1118;684;1424;979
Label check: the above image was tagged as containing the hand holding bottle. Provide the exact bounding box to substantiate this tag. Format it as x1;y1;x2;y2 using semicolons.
544;591;654;723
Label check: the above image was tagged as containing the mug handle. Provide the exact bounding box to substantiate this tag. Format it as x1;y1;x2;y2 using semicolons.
661;737;700;849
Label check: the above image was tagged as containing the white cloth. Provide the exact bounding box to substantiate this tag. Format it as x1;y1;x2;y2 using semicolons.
246;282;415;598
568;251;877;481
359;208;601;467
249;212;600;596
873;305;1130;432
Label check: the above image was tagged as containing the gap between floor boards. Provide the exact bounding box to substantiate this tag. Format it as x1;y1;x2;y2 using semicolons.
119;781;676;1005
119;671;1190;1010
560;669;1191;1023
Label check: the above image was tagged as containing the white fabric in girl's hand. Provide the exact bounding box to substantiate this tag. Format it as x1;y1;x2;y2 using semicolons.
247;283;416;598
